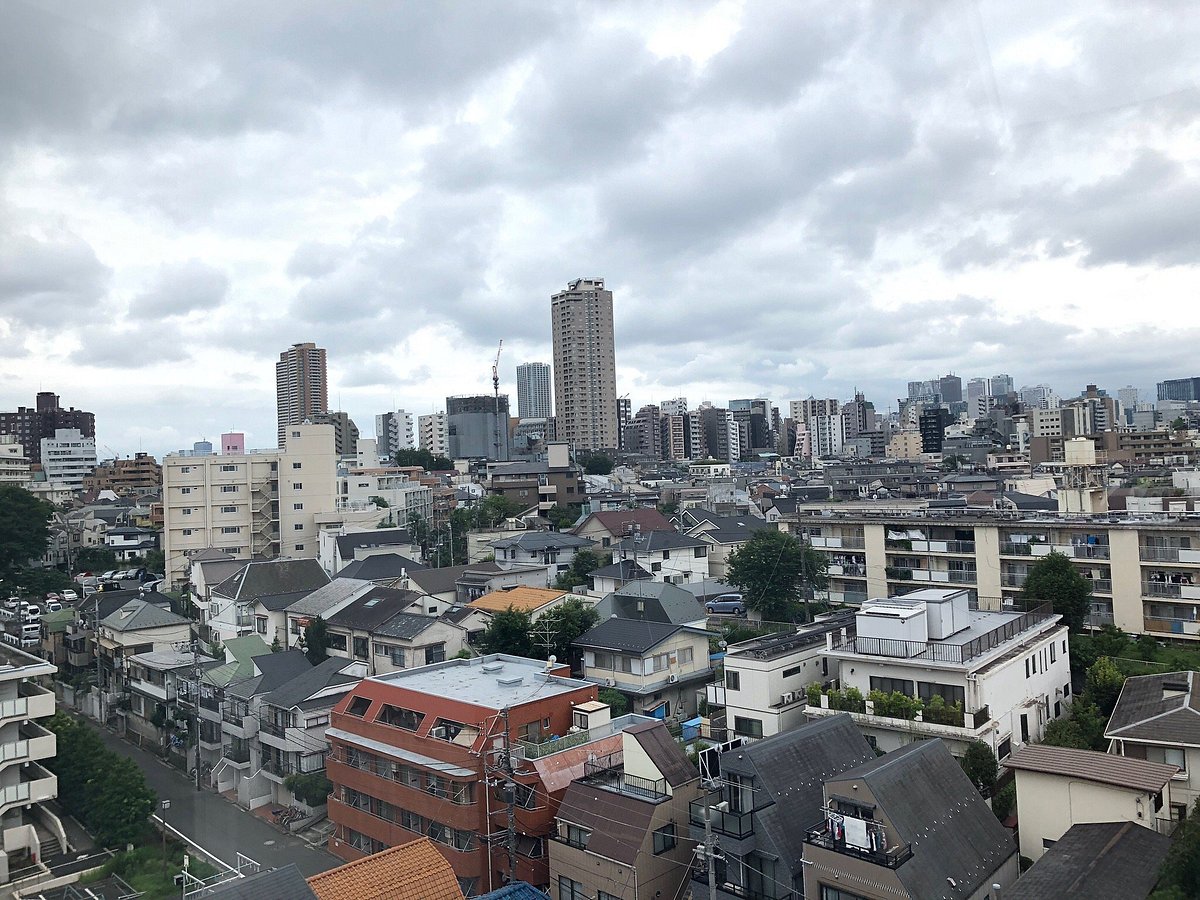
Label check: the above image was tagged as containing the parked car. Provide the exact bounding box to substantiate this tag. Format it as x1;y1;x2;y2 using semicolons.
705;594;746;616
3;597;20;613
20;603;41;623
101;570;118;581
61;589;78;603
43;599;63;613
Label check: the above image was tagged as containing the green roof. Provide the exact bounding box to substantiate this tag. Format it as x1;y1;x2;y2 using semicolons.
203;634;272;687
42;609;77;633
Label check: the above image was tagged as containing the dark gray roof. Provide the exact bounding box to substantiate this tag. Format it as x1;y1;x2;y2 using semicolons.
722;715;876;878
1105;670;1200;746
79;589;149;620
226;650;312;700
373;612;442;641
489;532;594;552
336;553;426;581
594;581;706;625
574;618;685;654
627;720;696;787
285;578;374;617
610;531;706;552
408;562;502;596
588;559;650;581
1007;821;1170;900
101;598;189;632
555;781;656;866
335;528;412;558
257;589;319;612
326;586;420;631
261;655;360;711
829;740;1016;900
200;863;317;899
212;559;330;604
681;508;772;543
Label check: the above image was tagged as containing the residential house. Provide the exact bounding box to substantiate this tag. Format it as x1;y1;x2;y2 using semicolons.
326;654;637;895
320;527;421;577
550;721;701;900
708;612;853;741
1105;670;1200;813
208;559;331;645
39;608;77;671
807;588;1070;758
285;578;378;649
336;553;426;587
574;618;713;720
408;562;549;609
103;526;160;561
1005;743;1178;861
571;509;675;551
186;634;273;781
96;599;192;724
1007;821;1172;900
323;586;465;674
186;550;246;637
610;531;708;585
677;508;773;579
484;443;583;516
587;559;651;595
124;647;218;755
308;837;464;900
593;582;707;628
801;740;1018;900
689;715;878;900
468;587;574;622
0;643;63;883
489;532;596;586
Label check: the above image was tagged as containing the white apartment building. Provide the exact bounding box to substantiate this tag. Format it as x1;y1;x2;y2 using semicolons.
337;469;433;527
39;428;97;491
418;413;449;457
162;424;338;588
375;410;415;460
806;588;1071;759
0;437;30;485
812;413;846;458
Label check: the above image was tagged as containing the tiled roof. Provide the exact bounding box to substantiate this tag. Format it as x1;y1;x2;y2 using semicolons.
101;598;189;632
1105;670;1200;746
205;863;316;899
1005;743;1178;792
489;532;594;552
469;586;566;613
1006;821;1171;900
327;586;420;631
571;509;675;537
555;781;657;865
212;558;330;603
286;578;374;617
336;554;426;581
307;837;462;900
573;618;683;654
594;581;706;625
334;528;413;558
627;720;697;787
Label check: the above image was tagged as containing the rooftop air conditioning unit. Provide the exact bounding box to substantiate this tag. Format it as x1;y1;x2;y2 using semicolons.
782;691;795;705
668;674;678;683
605;678;616;687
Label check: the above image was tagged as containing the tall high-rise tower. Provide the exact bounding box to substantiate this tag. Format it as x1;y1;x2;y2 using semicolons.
276;342;328;446
550;278;618;451
516;362;553;419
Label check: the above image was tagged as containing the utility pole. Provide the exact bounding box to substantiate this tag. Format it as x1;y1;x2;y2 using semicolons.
174;637;204;791
694;801;726;900
93;599;103;725
492;341;504;462
500;706;517;881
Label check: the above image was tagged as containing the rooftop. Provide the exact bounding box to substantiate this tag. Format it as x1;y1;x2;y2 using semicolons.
727;611;855;661
1005;743;1179;792
372;653;592;710
1006;821;1172;900
1106;670;1200;746
469;586;567;614
307;836;462;900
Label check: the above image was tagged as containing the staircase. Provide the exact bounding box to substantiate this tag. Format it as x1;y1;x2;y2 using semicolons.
33;823;63;861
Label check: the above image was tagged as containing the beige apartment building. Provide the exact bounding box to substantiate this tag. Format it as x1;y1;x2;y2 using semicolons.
162;424;338;587
785;508;1200;640
551;277;618;452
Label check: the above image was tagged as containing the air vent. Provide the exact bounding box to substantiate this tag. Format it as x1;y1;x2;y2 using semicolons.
481;662;503;673
497;676;524;686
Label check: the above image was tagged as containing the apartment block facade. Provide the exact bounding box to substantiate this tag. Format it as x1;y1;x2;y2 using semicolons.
516;363;553;420
162;424;338;587
418;413;450;458
39;428;97;491
551;278;618;452
0;392;94;464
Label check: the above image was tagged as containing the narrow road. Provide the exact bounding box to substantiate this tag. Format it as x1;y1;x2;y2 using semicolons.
88;722;339;877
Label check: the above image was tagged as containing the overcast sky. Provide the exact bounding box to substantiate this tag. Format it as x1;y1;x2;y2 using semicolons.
3;1;1199;458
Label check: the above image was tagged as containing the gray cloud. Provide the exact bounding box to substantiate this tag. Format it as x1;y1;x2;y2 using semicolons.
128;260;230;318
0;229;110;327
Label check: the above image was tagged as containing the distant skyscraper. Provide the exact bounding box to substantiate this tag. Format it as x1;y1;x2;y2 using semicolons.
446;395;510;460
551;278;618;451
276;342;328;446
938;375;963;404
310;411;359;457
989;374;1014;398
660;397;688;417
376;410;415;461
1157;377;1200;402
516;363;553;419
617;398;632;451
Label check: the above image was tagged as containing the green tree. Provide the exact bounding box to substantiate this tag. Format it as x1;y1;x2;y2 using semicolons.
1171;416;1188;433
0;485;54;576
478;608;534;657
991;782;1016;821
582;454;614;475
303;616;329;665
726;529;827;622
284;772;333;806
14;565;71;596
144;549;165;573
535;598;600;662
598;688;629;715
545;505;581;531
394;448;454;471
1085;656;1125;717
76;547;118;571
1042;696;1107;751
1021;551;1092;633
961;740;998;795
369;495;389;509
476;494;525;527
554;549;605;591
1090;624;1131;659
1154;800;1200;898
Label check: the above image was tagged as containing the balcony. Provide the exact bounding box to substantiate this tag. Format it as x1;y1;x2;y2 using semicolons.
581;753;668;801
0;724;56;770
807;693;992;738
805;827;913;869
809;535;865;550
707;683;727;707
0;764;57;816
1000;542;1035;557
222;742;252;765
1144;616;1200;638
129;679;175;703
689;871;797;900
258;716;290;739
910;539;975;554
0;683;55;727
689;796;755;839
1140;546;1200;564
1144;579;1200;600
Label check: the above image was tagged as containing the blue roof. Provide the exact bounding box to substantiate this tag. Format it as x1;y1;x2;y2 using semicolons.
479;884;550;900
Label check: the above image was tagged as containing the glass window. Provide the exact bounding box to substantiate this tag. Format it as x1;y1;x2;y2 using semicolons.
559;877;587;900
726;670;741;691
353;637;369;659
326;633;347;651
653;823;677;854
377;704;426;731
1165;747;1187;773
870;676;914;696
563;824;590;849
734;717;763;739
916;681;965;706
346;696;370;718
426;643;446;664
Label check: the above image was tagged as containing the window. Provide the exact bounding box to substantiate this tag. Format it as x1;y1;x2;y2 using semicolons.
326;633;347;651
180;466;192;473
183;529;193;536
294;523;304;530
734;717;763;739
450;781;475;805
726;670;740;691
592;651;613;670
694;546;706;558
426;643;446;664
563;824;590;850
220;464;238;472
377;704;425;731
651;562;662;573
222;526;240;534
293;462;302;469
559;877;587;900
221;506;237;513
182;508;193;516
678;646;693;665
1050;642;1056;663
255;617;267;635
820;887;870;900
295;544;305;551
346;696;371;717
181;487;192;495
221;484;237;493
293;502;303;510
353;637;369;659
1165;747;1187;773
293;482;303;490
653;823;677;854
916;681;965;707
871;676;915;696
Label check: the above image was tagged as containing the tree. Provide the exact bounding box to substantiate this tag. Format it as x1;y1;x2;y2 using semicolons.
1041;696;1106;751
961;740;998;795
726;530;828;622
1085;656;1125;717
598;688;629;715
476;494;525;528
284;772;333;807
545;505;581;531
0;485;54;576
535;599;600;662
1021;551;1092;633
76;547;118;571
1171;416;1188;433
554;549;605;591
14;565;71;596
369;495;389;509
394;448;454;471
477;608;534;657
583;454;614;475
303;616;329;665
144;549;165;573
1154;800;1200;898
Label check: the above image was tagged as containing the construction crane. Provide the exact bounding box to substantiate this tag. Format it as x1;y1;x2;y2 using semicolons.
492;340;504;460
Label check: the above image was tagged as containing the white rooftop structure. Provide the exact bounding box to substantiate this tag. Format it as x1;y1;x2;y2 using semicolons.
372;653;593;709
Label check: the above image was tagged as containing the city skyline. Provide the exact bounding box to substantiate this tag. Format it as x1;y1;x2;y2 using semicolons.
3;3;1199;457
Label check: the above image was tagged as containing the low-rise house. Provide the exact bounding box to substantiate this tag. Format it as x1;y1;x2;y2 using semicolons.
323;586;464;674
689;715;877;900
103;526;160;561
96;599;192;723
571;509;675;550
1007;821;1172;900
676;508;773;579
408;561;549;608
575;619;713;720
468;587;573;623
39;608;77;671
208;559;331;645
593;582;707;628
336;552;426;587
808;588;1070;758
1005;743;1178;861
1105;670;1200;814
185;634;273;781
319;527;420;576
802;740;1018;900
587;559;650;595
124;647;218;756
489;532;595;585
550;721;700;900
186;549;248;638
285;578;377;650
610;531;708;585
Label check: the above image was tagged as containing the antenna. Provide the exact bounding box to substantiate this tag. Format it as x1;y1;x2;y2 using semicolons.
492;340;504;460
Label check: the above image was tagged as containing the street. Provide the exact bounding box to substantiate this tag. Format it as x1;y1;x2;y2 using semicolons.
88;723;340;878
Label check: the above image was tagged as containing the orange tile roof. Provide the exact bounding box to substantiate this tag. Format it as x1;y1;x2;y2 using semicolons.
469;586;566;613
308;837;464;900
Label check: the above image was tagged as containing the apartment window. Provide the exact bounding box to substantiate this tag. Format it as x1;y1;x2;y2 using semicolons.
220;506;236;513
653;823;677;854
870;676;914;696
180;466;192;473
181;487;192;495
326;633;347;651
295;544;304;551
346;696;371;718
222;527;240;534
221;485;237;493
559;877;587;900
293;482;303;490
426;643;446;664
377;704;425;731
450;781;475;805
353;637;369;659
183;529;193;536
733;717;763;739
1050;642;1056;663
562;824;590;850
726;670;741;691
220;465;238;472
293;503;303;510
182;509;193;516
294;523;304;530
292;462;302;469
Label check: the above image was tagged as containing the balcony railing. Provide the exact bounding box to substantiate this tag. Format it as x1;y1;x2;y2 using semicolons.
1000;542;1034;557
689;797;755;839
1144;616;1200;637
259;717;290;738
222;742;251;764
805;828;913;869
581;754;668;800
1141;546;1190;563
830;603;1056;664
517;730;588;759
